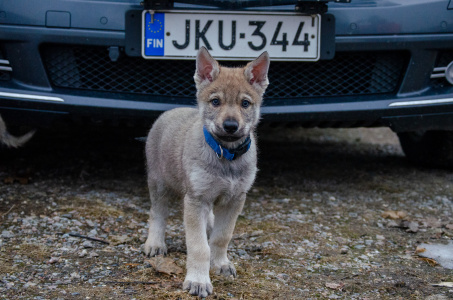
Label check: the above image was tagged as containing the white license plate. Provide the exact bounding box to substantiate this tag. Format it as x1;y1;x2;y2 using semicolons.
141;10;321;61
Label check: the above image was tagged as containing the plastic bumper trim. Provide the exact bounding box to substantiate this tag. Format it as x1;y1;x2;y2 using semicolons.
0;91;64;102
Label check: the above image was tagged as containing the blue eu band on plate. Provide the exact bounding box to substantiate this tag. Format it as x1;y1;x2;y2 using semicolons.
144;12;165;56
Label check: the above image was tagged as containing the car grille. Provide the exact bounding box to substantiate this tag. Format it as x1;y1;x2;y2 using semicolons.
42;45;407;103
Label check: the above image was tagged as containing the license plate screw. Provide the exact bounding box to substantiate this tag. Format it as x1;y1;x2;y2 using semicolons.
149;10;155;24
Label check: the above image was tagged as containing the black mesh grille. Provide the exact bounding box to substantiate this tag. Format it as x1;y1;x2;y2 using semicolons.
42;45;406;101
431;51;453;89
266;52;405;98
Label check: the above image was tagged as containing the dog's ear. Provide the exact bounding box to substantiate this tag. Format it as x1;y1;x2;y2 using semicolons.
244;51;270;93
194;47;220;90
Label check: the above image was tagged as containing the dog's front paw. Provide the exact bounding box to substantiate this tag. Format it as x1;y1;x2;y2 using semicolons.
214;262;237;278
183;280;213;298
143;240;167;257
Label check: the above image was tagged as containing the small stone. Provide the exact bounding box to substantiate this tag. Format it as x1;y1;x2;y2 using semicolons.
386;220;400;228
376;235;386;240
23;282;37;288
89;251;99;258
73;220;83;226
276;273;289;282
83;241;94;248
86;219;95;227
47;257;60;264
53;222;63;228
1;230;14;238
250;230;263;237
425;217;442;228
406;221;419;233
127;222;137;229
359;254;369;260
79;249;88;257
340;247;349;254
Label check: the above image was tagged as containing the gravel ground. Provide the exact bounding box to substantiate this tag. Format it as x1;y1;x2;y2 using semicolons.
1;125;453;299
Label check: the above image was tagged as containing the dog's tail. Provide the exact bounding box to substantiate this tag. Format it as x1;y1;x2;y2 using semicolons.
0;114;36;148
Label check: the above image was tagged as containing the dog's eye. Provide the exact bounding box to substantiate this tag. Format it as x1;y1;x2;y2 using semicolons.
241;100;250;108
211;98;220;107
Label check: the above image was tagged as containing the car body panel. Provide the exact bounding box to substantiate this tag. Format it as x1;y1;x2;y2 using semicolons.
1;0;452;34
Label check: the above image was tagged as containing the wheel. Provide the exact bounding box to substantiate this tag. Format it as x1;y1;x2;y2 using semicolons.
397;130;453;168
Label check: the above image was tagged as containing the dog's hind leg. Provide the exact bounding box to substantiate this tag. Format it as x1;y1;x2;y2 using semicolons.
144;183;170;257
209;193;246;277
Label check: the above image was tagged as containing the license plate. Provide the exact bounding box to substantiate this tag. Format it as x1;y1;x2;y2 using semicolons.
141;10;321;61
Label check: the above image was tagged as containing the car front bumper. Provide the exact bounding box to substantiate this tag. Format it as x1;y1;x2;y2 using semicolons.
1;0;453;132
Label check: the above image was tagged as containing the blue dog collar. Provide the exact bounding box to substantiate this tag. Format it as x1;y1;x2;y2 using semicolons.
203;127;251;161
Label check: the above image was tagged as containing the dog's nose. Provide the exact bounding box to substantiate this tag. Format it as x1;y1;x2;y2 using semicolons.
223;119;239;134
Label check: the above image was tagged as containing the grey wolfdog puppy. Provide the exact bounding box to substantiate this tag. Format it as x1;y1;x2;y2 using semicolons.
0;114;35;148
143;47;269;297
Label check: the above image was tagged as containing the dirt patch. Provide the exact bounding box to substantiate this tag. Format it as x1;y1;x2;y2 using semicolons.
1;126;452;299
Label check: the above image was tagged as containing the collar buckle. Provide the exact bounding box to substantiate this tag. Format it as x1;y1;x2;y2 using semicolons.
203;127;251;161
216;145;224;159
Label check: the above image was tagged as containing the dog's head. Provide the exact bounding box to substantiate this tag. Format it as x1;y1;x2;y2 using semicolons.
194;47;270;146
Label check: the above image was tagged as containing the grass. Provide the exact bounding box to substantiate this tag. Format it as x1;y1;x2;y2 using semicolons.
13;243;51;261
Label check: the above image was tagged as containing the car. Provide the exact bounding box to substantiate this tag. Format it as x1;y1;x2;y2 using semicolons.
1;0;453;167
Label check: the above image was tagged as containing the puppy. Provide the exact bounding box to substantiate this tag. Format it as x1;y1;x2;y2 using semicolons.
0;114;35;148
143;47;269;297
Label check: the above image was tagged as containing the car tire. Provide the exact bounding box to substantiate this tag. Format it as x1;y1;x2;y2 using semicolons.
397;130;453;168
